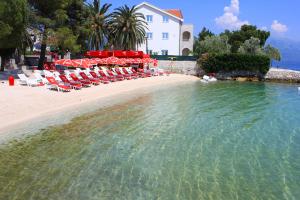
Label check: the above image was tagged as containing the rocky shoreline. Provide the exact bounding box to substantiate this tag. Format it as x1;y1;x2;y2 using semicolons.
211;68;300;83
264;68;300;83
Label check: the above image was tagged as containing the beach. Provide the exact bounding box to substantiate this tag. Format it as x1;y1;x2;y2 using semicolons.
0;74;199;142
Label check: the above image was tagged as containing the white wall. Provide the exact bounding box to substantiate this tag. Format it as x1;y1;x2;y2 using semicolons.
137;5;181;55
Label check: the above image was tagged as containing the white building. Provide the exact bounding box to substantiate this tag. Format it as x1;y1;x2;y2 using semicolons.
136;2;194;56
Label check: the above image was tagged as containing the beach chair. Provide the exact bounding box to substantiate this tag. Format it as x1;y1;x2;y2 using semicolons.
43;70;54;77
122;68;138;79
98;70;117;82
107;70;124;81
17;74;44;87
79;72;100;85
69;73;92;87
46;77;71;92
132;68;147;78
138;68;152;77
114;68;132;80
89;71;110;84
33;72;49;84
59;74;82;90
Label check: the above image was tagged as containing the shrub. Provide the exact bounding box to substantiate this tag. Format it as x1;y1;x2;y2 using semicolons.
198;53;270;74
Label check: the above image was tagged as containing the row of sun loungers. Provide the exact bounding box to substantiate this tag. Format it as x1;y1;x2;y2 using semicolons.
17;67;165;92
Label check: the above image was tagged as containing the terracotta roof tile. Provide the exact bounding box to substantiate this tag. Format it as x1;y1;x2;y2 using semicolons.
164;9;183;19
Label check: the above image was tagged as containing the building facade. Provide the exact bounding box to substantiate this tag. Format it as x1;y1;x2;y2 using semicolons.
136;2;193;56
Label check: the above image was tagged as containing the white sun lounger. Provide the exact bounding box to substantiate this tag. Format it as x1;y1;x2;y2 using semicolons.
17;74;41;87
33;72;49;84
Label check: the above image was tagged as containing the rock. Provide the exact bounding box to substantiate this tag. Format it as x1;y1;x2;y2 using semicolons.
236;77;248;82
265;68;300;83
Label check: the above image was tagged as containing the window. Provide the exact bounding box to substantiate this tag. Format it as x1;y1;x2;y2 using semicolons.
161;50;168;55
162;32;169;40
146;32;153;40
146;15;153;23
163;16;169;23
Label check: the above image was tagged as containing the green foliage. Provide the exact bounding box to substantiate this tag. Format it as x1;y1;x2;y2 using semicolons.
198;27;214;41
199;53;270;74
193;27;214;56
195;35;231;55
221;25;270;53
109;5;147;50
263;45;281;61
86;0;112;50
66;0;90;51
238;37;264;55
0;0;28;48
0;0;29;70
49;27;81;56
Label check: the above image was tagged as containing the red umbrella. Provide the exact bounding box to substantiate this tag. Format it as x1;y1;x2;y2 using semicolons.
88;59;98;65
142;58;154;64
99;58;107;65
55;59;75;67
91;58;103;64
119;58;127;66
72;59;91;68
125;58;135;64
106;56;121;65
133;58;142;64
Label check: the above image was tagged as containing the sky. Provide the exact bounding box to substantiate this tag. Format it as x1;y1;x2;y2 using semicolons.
93;0;300;41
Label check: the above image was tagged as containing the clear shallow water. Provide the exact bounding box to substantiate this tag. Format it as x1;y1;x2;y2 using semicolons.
1;82;300;200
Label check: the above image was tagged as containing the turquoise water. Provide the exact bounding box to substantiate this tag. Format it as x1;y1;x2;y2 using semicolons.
1;82;300;200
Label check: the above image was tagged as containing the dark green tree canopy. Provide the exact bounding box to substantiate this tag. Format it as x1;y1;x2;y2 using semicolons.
0;0;29;70
0;0;28;48
221;25;270;53
198;27;214;42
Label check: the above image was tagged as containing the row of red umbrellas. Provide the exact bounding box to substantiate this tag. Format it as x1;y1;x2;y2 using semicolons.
55;57;158;68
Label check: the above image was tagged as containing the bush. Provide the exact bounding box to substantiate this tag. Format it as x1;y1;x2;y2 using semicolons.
198;53;270;74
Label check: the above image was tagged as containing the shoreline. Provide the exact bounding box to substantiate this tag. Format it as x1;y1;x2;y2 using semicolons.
213;68;300;83
264;68;300;83
0;74;199;144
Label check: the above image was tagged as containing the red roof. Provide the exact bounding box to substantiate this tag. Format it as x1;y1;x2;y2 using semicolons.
164;9;183;19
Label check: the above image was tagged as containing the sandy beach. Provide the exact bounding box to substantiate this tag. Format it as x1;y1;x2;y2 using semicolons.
0;74;199;142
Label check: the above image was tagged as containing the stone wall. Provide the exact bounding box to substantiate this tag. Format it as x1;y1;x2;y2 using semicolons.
157;60;199;75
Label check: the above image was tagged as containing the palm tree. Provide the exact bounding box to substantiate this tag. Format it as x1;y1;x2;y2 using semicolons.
109;5;147;50
87;0;111;50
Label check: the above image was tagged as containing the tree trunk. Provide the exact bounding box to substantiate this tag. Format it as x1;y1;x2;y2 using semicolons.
0;48;16;71
38;29;47;70
0;56;5;71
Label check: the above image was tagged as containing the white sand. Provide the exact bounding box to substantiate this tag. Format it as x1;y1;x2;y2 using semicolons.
0;74;199;142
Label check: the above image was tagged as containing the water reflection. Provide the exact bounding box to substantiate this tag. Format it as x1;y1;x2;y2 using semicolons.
0;82;300;199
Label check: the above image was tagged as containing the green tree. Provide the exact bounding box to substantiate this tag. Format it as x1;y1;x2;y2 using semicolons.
238;37;263;55
86;0;111;50
197;35;231;55
28;0;70;69
193;27;215;56
109;5;147;50
48;27;81;58
0;0;28;71
221;25;270;53
66;0;90;52
263;44;281;64
198;27;214;41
